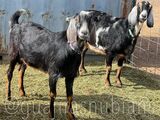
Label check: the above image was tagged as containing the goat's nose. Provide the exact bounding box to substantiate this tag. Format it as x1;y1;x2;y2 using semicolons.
81;31;88;36
142;14;147;18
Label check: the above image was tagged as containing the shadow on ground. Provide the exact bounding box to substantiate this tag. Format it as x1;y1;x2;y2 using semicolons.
0;93;159;120
122;66;160;90
84;55;160;90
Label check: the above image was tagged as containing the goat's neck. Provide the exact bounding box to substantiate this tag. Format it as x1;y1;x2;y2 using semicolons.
128;18;144;37
134;22;143;36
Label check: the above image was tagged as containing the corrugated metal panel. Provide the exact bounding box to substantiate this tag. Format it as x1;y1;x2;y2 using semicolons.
0;0;133;51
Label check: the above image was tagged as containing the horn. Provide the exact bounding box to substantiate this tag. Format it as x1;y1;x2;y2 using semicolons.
147;6;154;27
128;5;138;26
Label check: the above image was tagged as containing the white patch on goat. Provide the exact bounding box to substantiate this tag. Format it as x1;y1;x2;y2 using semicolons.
111;17;117;21
113;21;120;29
96;27;110;48
9;21;11;27
80;11;91;16
98;45;105;50
139;10;148;21
9;21;13;33
96;27;104;47
9;29;11;33
135;22;143;35
19;9;27;12
9;21;12;32
105;27;110;33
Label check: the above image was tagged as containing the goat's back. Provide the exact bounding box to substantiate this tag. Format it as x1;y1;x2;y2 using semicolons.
9;22;81;77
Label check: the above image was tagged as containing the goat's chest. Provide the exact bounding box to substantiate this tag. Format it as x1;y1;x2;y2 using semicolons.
57;53;81;77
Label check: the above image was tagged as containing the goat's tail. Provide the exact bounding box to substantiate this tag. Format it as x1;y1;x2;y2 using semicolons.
9;9;29;28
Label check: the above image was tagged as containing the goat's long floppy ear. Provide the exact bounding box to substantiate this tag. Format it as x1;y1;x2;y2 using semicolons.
128;5;138;26
147;6;154;27
67;17;78;43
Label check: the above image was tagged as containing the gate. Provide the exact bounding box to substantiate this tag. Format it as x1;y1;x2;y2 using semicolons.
130;0;160;78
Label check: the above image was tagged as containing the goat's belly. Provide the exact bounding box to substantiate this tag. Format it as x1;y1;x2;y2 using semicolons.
19;49;49;72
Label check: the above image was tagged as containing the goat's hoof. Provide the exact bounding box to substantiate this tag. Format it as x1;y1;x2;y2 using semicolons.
19;91;26;97
49;113;54;119
115;81;122;88
50;118;55;120
116;84;122;88
7;97;11;101
105;81;111;88
105;84;112;88
66;112;76;120
79;68;87;75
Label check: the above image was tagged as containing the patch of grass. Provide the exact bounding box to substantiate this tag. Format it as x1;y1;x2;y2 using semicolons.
0;62;160;120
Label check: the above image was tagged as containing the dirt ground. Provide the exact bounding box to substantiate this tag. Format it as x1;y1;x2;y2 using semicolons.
0;59;160;120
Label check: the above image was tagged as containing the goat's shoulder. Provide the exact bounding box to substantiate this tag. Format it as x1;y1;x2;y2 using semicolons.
110;18;128;30
95;16;120;29
52;31;66;38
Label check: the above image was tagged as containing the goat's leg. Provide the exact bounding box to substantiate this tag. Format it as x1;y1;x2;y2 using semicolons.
105;53;115;87
115;57;124;87
49;74;58;118
65;77;75;120
18;63;27;96
6;59;17;100
79;48;88;74
105;66;112;87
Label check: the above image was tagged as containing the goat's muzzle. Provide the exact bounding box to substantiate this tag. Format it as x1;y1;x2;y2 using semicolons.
78;30;90;41
78;34;90;42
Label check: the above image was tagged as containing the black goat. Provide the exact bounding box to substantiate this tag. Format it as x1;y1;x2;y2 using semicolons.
69;1;154;87
7;9;94;119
